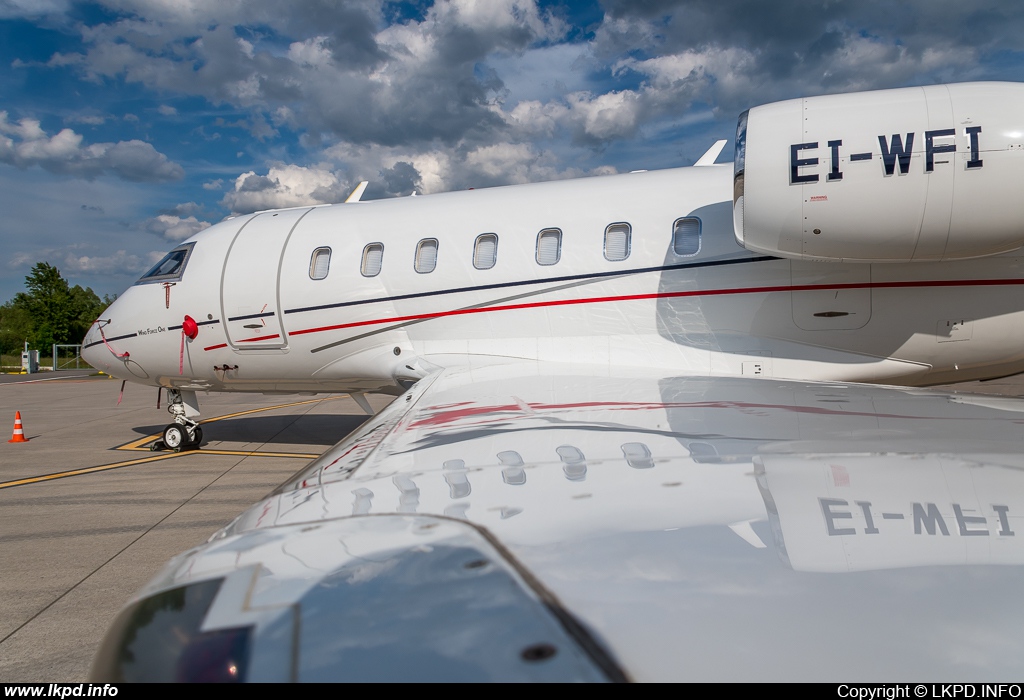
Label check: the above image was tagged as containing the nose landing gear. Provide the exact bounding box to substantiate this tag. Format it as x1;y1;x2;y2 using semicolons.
156;422;203;452
150;389;204;452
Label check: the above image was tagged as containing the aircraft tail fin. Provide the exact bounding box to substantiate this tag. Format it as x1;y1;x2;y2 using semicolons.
345;181;369;203
695;139;727;166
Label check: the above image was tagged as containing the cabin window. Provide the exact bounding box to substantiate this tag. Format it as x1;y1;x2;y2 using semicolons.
672;218;701;256
309;247;331;279
604;223;631;261
536;228;562;266
473;233;498;270
135;242;196;285
361;243;384;277
415;238;438;273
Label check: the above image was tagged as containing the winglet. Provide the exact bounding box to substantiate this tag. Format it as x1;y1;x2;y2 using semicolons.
344;181;369;203
695;139;727;166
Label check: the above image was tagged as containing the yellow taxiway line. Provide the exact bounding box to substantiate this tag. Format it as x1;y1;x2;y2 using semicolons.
0;449;320;491
0;396;346;490
0;453;183;489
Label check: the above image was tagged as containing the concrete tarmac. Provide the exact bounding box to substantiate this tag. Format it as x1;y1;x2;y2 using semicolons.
0;370;1020;682
0;372;391;682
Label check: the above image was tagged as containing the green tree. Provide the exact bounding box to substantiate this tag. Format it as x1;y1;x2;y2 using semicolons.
0;301;32;356
68;284;110;345
10;263;109;350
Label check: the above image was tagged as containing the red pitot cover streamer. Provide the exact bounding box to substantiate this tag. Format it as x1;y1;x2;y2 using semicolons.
96;321;129;359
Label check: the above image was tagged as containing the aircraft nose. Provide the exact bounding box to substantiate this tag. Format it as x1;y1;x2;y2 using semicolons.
82;295;134;377
81;321;115;374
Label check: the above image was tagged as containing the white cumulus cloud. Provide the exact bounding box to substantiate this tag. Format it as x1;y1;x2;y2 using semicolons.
221;164;345;214
143;213;212;241
61;249;146;275
0;112;183;182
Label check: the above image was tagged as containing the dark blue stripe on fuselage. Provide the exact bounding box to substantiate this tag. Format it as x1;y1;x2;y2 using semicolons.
82;332;138;350
284;255;779;316
169;319;221;331
226;311;276;322
81;256;779;351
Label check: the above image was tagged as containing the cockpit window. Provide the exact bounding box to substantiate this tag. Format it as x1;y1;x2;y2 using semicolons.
136;243;195;285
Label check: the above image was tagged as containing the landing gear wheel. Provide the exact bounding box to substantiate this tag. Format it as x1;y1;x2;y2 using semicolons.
162;424;187;452
189;425;204;447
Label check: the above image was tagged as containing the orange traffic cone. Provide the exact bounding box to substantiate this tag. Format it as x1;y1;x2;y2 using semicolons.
8;411;28;443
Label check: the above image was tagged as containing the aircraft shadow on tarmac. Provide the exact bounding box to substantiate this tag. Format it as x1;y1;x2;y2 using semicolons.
131;414;372;447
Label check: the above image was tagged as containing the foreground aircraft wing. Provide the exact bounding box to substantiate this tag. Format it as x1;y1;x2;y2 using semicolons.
92;365;1024;681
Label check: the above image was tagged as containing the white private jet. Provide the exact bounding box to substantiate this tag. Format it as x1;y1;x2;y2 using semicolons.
87;83;1024;681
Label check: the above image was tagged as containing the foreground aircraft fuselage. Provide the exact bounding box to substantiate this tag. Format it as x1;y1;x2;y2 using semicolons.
83;82;1024;400
87;82;1024;682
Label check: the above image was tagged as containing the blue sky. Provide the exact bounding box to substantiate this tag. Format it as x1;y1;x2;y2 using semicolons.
2;0;1024;301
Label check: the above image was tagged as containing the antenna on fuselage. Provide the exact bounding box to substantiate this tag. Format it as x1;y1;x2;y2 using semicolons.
344;181;369;203
695;139;728;166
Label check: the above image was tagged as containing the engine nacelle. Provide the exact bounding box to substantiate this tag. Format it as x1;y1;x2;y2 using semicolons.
734;82;1024;262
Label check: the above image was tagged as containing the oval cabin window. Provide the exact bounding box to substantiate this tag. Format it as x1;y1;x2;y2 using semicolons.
604;223;631;261
672;218;701;256
309;247;331;280
361;243;384;277
473;233;498;270
536;228;562;266
415;238;438;273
